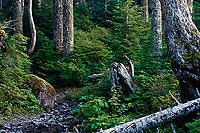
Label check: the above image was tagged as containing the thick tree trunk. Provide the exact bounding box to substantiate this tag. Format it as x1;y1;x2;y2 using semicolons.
142;0;149;22
13;0;23;34
63;0;74;58
101;98;200;133
28;0;36;54
53;0;63;51
159;0;200;102
151;0;162;60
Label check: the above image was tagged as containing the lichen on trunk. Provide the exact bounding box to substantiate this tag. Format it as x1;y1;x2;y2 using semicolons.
160;0;200;102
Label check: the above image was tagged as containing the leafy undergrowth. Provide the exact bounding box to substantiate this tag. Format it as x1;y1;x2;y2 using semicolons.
0;34;42;120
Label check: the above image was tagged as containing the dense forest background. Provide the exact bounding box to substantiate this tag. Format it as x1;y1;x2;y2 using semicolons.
0;0;200;132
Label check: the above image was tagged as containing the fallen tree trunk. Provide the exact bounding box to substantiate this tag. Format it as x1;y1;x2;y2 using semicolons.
100;98;200;133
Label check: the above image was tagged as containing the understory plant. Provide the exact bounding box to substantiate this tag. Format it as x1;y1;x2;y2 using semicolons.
0;34;41;119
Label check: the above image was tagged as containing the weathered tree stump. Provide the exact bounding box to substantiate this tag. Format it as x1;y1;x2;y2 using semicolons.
89;56;137;94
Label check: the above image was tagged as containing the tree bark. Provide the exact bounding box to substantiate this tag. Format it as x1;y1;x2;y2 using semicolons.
0;0;2;11
88;56;136;93
187;0;193;17
22;0;24;17
100;97;200;133
142;0;149;22
13;0;23;34
53;0;63;51
28;0;36;54
151;0;162;60
103;0;108;22
63;0;74;58
125;0;129;38
159;0;200;102
124;55;134;77
109;62;137;94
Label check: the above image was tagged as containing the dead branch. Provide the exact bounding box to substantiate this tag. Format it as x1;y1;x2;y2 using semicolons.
169;90;180;105
100;97;200;133
123;55;134;77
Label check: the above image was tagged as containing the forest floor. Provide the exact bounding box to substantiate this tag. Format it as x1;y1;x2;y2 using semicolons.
0;88;79;133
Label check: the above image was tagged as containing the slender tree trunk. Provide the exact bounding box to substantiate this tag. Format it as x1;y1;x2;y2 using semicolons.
0;0;2;11
151;0;162;60
53;0;63;51
101;98;200;133
63;0;74;58
125;0;129;38
142;0;149;22
160;0;200;102
103;0;108;22
13;0;23;34
22;0;24;17
28;0;36;54
90;0;96;18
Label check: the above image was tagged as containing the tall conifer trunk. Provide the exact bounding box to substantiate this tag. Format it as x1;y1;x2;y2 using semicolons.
13;0;23;34
151;0;162;60
125;0;129;38
53;0;63;51
160;0;200;102
63;0;74;58
142;0;149;22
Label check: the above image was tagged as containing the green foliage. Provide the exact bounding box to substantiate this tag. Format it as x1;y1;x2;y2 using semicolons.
32;28;112;87
0;34;41;119
73;27;113;74
186;115;200;133
107;3;151;62
193;1;200;29
72;89;127;132
69;1;180;132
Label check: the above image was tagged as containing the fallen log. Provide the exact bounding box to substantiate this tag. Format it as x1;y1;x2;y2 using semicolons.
100;98;200;133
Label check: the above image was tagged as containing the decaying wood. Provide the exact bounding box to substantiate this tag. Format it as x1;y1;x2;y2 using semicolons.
100;97;200;133
88;56;136;94
169;90;180;105
88;73;104;81
109;62;137;93
123;55;134;77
